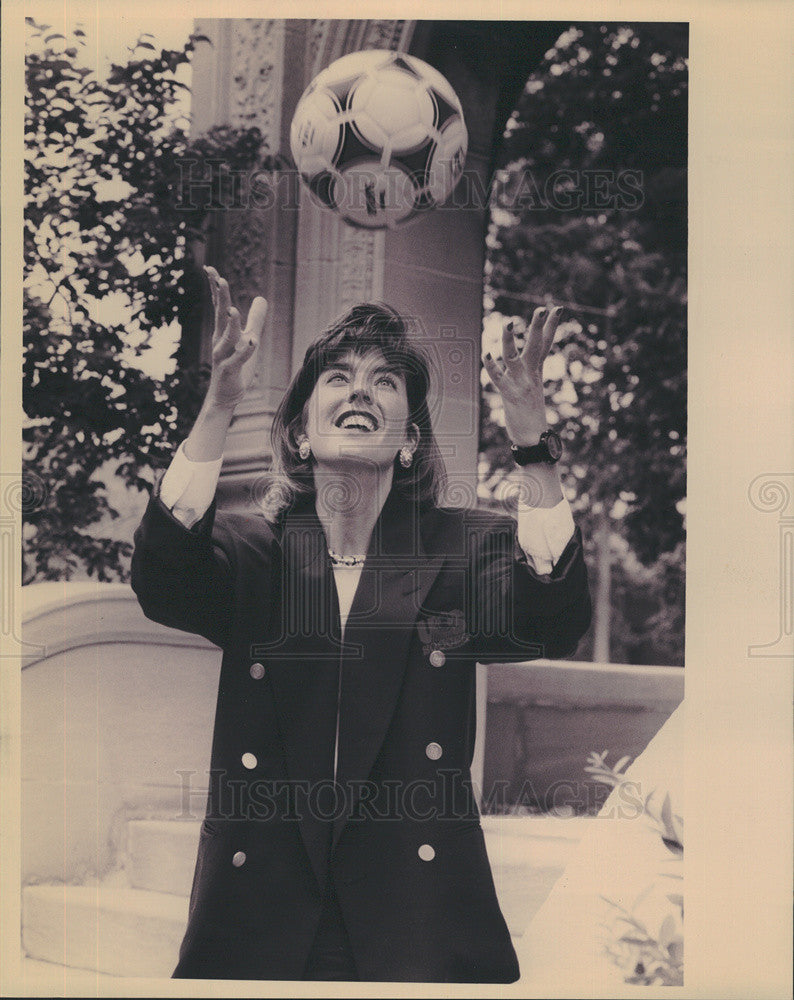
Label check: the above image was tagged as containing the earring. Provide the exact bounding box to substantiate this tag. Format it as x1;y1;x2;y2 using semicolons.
399;447;414;469
298;438;311;461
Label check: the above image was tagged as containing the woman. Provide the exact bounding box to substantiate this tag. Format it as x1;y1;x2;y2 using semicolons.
131;267;591;983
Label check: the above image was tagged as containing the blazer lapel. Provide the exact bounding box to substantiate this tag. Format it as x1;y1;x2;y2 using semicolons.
262;494;447;873
332;493;445;847
264;505;343;887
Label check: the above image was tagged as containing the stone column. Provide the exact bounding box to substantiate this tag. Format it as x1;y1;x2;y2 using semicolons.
190;19;308;498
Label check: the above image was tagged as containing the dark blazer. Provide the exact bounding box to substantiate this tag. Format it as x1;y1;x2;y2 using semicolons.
131;483;591;983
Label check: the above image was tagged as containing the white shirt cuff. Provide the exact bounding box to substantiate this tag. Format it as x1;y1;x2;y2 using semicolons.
516;497;576;575
159;441;223;528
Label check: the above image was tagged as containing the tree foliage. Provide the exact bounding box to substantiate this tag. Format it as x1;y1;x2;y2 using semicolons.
23;19;274;582
482;23;687;663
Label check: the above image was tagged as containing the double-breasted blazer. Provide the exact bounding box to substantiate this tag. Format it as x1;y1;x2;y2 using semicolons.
131;482;591;983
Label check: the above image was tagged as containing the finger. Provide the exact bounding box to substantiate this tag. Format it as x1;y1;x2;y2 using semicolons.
244;296;269;338
207;268;225;342
204;264;218;295
235;331;259;360
500;320;522;372
203;265;218;311
214;277;232;339
482;353;506;389
212;307;241;364
524;306;549;365
542;305;564;356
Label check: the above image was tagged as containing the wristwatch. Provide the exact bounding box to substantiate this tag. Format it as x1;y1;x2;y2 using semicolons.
510;430;563;466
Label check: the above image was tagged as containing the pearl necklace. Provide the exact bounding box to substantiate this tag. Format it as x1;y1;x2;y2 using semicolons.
327;548;366;567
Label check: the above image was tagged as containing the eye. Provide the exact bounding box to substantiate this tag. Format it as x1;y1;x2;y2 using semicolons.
376;374;398;389
326;371;348;383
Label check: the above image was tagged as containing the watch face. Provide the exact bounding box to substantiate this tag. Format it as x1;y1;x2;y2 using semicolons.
544;432;563;460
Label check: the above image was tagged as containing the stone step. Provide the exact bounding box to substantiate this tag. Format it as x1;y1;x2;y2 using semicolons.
124;816;590;935
22;817;591;979
18;954;117;991
22;882;189;979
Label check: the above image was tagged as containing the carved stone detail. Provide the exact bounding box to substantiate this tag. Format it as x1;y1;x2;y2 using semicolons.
228;19;284;139
220;20;286;323
358;19;410;51
338;229;385;310
306;19;332;83
333;21;410;307
210;20;291;476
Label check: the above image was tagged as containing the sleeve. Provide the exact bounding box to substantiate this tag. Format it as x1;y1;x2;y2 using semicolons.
159;441;223;529
516;496;576;575
469;514;592;664
130;475;237;650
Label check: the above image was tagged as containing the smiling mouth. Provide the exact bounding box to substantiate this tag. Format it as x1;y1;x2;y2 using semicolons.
335;410;379;432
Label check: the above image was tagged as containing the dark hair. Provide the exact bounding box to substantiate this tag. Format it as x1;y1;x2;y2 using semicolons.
262;303;446;520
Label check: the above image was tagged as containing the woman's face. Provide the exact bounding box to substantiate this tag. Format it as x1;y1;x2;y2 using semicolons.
302;349;417;470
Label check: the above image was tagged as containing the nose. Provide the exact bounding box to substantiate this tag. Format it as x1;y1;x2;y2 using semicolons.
348;378;372;404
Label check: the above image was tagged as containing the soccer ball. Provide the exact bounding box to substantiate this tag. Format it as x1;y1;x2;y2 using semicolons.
290;49;468;230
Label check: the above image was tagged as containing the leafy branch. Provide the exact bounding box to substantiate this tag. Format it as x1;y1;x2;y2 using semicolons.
587;748;684;985
23;19;278;582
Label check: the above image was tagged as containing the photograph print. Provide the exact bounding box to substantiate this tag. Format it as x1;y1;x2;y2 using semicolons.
18;14;686;989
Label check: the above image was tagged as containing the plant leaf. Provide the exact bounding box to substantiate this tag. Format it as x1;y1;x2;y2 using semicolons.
658;913;676;948
619;935;650;946
660;791;678;840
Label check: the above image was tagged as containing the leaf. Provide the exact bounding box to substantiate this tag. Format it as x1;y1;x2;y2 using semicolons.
658;913;676;948
599;894;630;914
661;835;683;856
666;892;683;911
613;754;632;773
632;882;656;912
667;938;684;963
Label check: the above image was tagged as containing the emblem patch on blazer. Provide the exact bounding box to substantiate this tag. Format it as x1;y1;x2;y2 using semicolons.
417;609;470;654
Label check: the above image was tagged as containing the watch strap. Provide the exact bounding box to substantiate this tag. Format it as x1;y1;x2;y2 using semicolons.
510;431;562;466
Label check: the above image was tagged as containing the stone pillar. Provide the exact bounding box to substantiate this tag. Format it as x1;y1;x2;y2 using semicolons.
190;19;309;498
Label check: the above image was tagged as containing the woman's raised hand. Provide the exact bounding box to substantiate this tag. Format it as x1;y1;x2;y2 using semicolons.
482;305;564;446
182;268;268;462
204;265;268;412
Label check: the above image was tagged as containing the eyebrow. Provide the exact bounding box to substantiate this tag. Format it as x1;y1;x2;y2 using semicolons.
324;360;404;377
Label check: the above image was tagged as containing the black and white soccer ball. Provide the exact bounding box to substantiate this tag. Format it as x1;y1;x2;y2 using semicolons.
290;49;468;229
